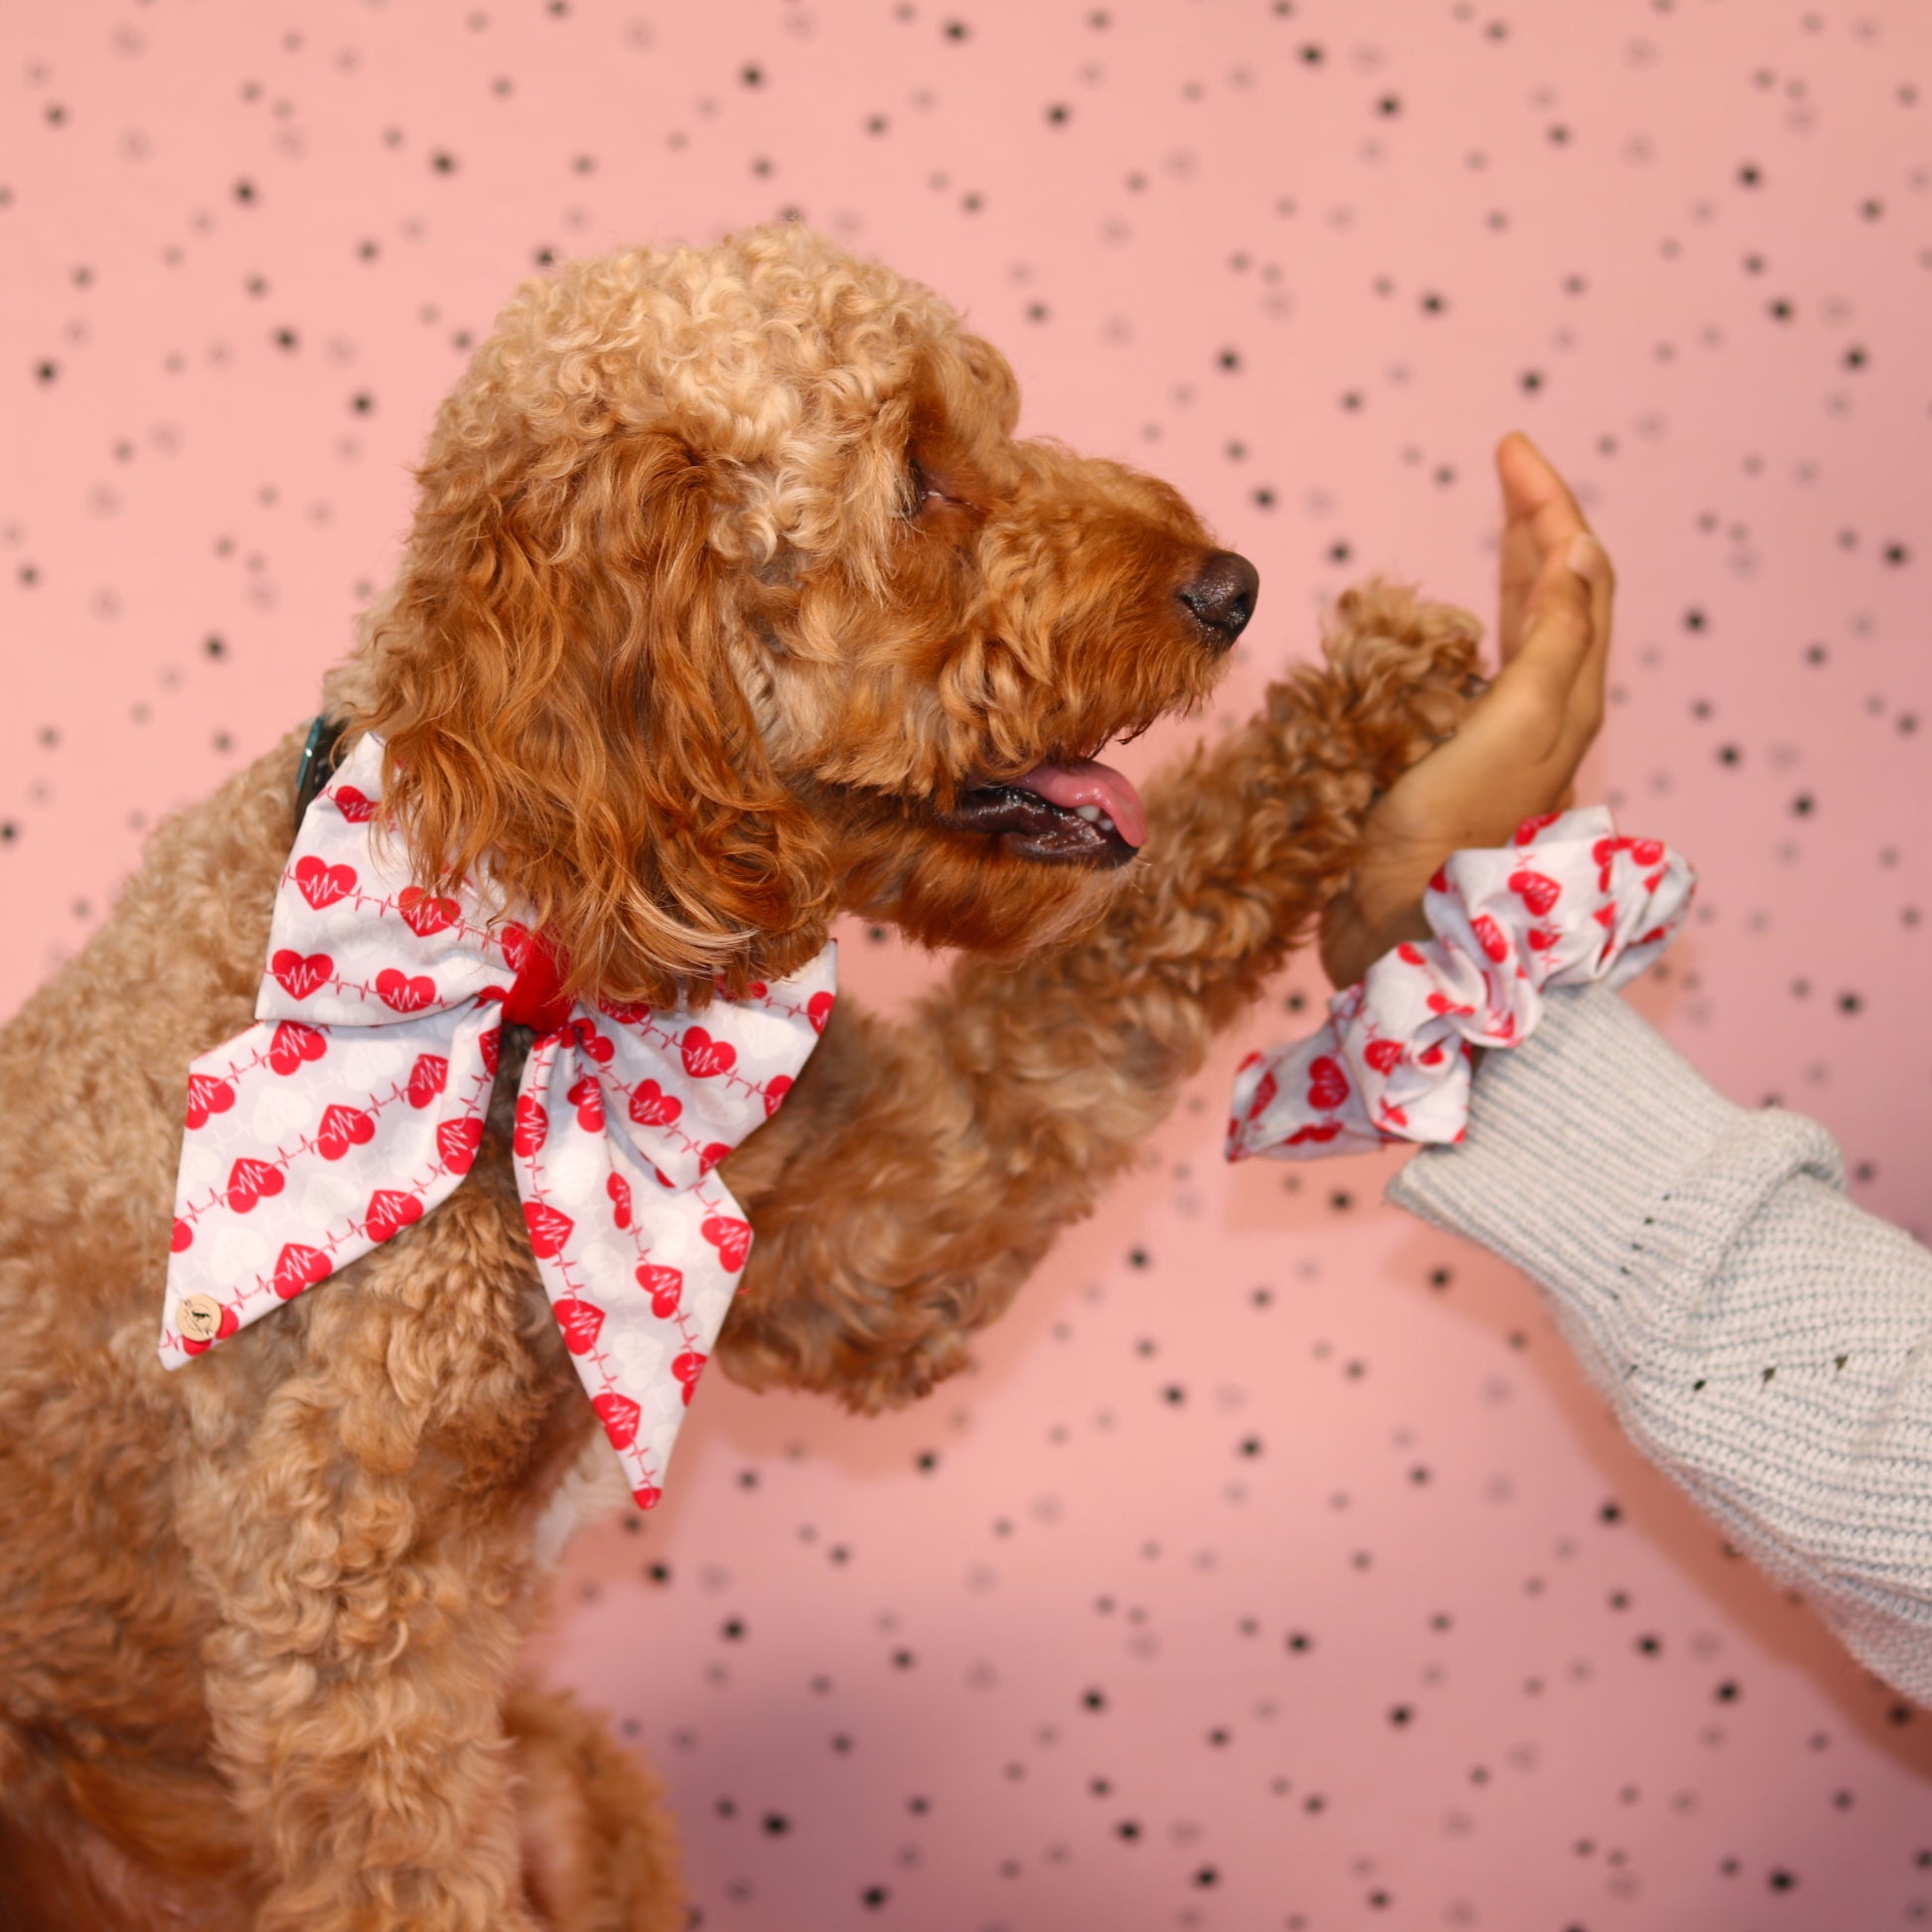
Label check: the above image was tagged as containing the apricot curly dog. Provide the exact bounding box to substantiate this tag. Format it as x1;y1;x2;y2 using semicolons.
0;225;1483;1929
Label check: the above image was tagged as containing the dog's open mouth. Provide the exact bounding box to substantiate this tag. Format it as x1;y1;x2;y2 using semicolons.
939;756;1148;867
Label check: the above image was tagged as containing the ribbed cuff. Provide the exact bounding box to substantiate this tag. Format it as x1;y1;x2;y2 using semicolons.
1386;985;1845;1395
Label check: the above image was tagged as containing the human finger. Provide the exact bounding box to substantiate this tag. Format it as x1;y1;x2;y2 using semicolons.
1496;432;1590;665
1490;532;1600;726
1557;527;1615;765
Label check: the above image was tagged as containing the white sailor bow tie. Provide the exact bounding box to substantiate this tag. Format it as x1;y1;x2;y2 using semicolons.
163;730;835;1510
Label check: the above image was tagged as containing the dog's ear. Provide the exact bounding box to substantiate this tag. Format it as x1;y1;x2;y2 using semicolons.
365;422;833;1004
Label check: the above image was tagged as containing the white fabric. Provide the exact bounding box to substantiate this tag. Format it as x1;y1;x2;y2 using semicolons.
1227;808;1694;1162
163;732;835;1511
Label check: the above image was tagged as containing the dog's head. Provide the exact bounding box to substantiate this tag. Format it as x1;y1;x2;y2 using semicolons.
354;225;1257;1003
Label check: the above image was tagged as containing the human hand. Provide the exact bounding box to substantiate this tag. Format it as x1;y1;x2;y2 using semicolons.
1319;432;1615;990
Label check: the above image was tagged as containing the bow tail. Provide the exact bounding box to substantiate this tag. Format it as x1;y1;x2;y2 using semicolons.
516;1032;758;1512
160;1005;504;1366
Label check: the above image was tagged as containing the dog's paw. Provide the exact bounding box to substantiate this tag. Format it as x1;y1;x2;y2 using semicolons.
719;1278;981;1415
508;1687;684;1932
1275;574;1487;795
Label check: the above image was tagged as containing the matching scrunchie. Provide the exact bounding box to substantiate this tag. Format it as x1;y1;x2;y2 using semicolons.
1228;809;1696;1162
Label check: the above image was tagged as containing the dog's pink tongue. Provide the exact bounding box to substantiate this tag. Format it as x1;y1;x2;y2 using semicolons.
1014;758;1149;849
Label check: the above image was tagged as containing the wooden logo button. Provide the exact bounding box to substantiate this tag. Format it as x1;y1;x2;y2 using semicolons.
177;1293;224;1342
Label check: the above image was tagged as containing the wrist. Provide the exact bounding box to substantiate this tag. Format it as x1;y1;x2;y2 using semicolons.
1323;897;1430;990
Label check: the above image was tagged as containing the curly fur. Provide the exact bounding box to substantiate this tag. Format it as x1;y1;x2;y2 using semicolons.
0;225;1483;1929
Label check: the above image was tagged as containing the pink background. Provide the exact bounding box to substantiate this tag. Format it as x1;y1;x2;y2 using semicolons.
5;2;1931;1926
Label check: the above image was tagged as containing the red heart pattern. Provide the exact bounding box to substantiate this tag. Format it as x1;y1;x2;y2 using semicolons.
225;1158;284;1213
406;1054;448;1109
680;1027;736;1079
391;884;456;939
436;1116;484;1175
522;1199;574;1260
365;1189;422;1242
629;1080;681;1127
671;1350;706;1407
1365;1038;1404;1075
316;1104;375;1162
606;1171;632;1230
700;1215;751;1271
294;855;357;910
268;1020;326;1075
270;950;333;1000
571;1019;614;1065
1226;806;1690;1169
567;1074;606;1132
636;1263;683;1318
396;884;460;937
271;1243;331;1299
1306;1056;1349;1111
185;1073;235;1129
593;1392;642;1449
375;968;436;1014
164;729;837;1519
554;1297;605;1355
1508;869;1561;918
513;1095;548;1157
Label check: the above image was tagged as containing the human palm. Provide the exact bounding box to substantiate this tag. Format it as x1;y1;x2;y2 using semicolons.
1318;432;1615;990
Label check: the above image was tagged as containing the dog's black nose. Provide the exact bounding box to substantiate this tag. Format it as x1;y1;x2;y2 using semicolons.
1176;550;1260;648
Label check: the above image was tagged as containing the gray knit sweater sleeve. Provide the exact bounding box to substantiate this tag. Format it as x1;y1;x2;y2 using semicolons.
1387;982;1932;1705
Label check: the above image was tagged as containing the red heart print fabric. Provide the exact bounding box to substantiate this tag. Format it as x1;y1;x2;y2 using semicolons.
162;730;836;1511
1227;808;1694;1162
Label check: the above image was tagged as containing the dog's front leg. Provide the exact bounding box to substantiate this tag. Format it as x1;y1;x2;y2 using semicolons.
175;1245;582;1931
720;578;1483;1410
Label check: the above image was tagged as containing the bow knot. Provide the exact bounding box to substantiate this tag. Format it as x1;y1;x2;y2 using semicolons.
500;925;574;1034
